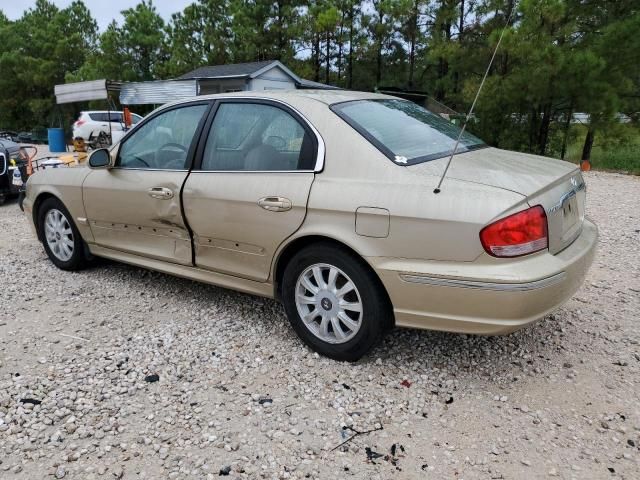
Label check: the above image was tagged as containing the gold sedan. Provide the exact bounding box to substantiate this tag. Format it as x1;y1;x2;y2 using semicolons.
23;91;597;361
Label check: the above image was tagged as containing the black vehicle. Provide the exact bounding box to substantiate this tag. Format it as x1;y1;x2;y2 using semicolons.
0;139;27;205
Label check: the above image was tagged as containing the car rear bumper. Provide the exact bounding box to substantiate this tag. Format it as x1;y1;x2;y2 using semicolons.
369;218;598;334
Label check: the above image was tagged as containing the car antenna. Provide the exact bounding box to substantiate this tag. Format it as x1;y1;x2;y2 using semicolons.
433;6;516;194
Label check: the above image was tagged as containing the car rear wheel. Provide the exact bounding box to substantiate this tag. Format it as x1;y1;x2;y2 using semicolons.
282;243;390;361
38;197;89;271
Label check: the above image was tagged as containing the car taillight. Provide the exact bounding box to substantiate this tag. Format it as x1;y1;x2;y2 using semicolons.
480;205;548;257
74;120;85;127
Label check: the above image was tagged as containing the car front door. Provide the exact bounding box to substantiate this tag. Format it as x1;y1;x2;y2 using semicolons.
183;100;321;282
82;102;210;264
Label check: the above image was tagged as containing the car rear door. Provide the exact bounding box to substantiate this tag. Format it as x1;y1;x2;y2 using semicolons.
182;99;322;282
82;101;210;264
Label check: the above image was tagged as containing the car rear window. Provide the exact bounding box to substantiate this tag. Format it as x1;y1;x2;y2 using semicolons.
331;99;486;165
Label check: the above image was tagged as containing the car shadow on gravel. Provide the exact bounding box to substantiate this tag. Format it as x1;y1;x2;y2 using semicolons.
366;313;567;381
78;260;567;382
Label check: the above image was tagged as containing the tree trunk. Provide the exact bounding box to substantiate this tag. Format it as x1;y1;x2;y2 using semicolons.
459;0;464;39
408;1;418;88
560;106;573;160
337;10;346;82
538;102;552;156
325;30;331;83
276;3;284;59
501;51;509;75
537;72;557;155
436;57;448;100
581;126;595;161
506;0;515;19
313;32;321;82
376;9;384;85
436;17;451;101
348;5;354;89
454;0;464;94
528;107;538;153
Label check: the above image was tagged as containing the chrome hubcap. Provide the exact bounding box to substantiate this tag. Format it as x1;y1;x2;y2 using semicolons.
295;263;363;344
44;209;74;261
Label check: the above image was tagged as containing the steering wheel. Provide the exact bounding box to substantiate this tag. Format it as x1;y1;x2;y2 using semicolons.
159;142;188;153
264;136;286;150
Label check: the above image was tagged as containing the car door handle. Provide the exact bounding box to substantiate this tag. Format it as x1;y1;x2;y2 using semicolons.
258;196;292;212
148;187;174;200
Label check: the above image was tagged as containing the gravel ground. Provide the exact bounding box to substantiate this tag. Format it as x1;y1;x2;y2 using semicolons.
0;171;639;480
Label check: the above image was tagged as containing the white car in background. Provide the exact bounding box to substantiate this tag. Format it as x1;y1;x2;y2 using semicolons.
72;111;143;145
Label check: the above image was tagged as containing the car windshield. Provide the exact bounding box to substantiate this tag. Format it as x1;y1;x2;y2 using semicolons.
331;99;486;165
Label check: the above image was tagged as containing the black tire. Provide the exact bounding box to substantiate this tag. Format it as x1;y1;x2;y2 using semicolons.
38;197;89;271
282;243;391;361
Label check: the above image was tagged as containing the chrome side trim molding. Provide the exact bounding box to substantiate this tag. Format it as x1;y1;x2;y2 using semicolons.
399;271;567;292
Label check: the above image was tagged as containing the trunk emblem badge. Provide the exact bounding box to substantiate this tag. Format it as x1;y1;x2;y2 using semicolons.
548;177;585;214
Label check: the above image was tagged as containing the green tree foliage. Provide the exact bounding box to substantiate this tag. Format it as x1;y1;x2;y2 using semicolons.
227;0;305;64
160;1;232;78
67;0;164;82
0;0;97;129
120;1;165;80
0;0;637;165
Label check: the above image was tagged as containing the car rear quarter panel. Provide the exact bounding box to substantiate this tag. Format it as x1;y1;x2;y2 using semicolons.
283;96;528;263
26;168;94;243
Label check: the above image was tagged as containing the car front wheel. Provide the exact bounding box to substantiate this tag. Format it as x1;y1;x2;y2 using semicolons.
282;243;390;361
38;197;89;271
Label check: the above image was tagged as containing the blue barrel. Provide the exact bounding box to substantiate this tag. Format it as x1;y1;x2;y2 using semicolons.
47;128;66;152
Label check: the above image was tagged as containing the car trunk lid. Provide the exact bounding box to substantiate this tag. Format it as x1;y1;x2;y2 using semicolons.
408;147;586;254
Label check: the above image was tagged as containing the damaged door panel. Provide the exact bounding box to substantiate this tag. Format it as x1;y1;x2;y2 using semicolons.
184;171;314;281
83;169;192;264
183;100;320;282
81;102;210;265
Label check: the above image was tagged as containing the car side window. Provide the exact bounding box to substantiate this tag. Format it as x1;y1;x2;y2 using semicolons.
108;112;123;123
201;103;314;171
117;104;208;170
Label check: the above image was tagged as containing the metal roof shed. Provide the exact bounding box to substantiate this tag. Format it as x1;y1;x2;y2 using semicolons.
54;79;122;104
178;60;340;93
119;79;198;105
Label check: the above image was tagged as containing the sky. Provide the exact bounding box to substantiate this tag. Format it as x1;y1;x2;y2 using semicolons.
2;0;194;30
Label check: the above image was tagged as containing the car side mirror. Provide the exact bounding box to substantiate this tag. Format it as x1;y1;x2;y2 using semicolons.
88;148;112;169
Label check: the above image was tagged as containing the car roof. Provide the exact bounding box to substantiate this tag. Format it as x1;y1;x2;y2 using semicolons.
142;90;402;124
187;89;398;106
